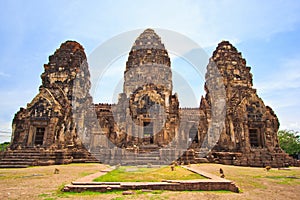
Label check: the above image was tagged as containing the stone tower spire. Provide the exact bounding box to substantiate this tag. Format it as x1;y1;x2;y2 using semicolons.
201;40;280;156
11;40;92;150
123;29;173;97
125;28;170;72
211;41;253;88
41;41;90;101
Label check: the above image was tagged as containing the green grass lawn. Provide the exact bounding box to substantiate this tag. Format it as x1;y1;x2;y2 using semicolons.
93;166;206;182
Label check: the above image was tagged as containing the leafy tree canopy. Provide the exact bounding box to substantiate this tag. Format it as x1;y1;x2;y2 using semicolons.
0;142;10;152
278;130;300;157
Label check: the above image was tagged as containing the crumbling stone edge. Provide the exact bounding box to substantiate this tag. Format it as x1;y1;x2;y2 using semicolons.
62;165;240;193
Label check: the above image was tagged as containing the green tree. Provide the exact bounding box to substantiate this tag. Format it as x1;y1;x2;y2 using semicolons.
0;142;10;152
278;130;300;158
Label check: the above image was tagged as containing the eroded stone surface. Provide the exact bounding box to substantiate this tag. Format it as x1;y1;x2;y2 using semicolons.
3;41;96;165
197;41;296;167
2;30;298;168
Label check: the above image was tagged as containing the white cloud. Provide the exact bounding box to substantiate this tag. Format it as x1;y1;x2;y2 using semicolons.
0;72;10;77
30;0;300;50
280;121;300;132
254;55;300;131
0;119;12;143
255;55;300;93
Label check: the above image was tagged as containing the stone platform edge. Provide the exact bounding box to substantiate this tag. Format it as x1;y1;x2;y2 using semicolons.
63;165;239;193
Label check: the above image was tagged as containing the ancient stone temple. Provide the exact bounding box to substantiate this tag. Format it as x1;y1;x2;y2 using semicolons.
196;41;297;167
0;41;97;167
1;29;298;167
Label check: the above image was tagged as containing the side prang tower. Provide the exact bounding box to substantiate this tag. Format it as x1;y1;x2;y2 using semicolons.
6;41;95;166
199;41;294;167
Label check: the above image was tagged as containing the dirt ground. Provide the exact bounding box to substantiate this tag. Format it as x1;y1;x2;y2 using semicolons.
0;163;299;200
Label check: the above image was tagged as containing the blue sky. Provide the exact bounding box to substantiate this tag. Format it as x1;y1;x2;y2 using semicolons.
0;0;300;142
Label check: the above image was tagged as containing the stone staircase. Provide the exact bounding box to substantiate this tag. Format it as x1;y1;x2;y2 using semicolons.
112;145;164;166
0;147;98;168
123;151;162;165
0;157;35;168
91;145;183;166
230;149;300;167
0;148;72;168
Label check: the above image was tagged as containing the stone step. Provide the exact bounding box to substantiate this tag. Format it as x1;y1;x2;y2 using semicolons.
72;182;121;185
2;155;70;160
138;150;160;154
135;157;160;161
0;161;35;165
5;149;68;153
72;158;99;163
0;164;29;168
3;153;46;156
119;160;166;165
5;150;50;153
0;158;36;162
3;153;68;157
136;153;160;157
138;146;160;152
64;184;122;192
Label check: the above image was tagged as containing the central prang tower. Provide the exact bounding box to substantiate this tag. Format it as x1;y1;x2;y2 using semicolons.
114;29;179;147
124;28;172;94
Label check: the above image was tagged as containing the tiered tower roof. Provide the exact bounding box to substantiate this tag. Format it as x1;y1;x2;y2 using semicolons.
125;29;170;72
211;41;253;88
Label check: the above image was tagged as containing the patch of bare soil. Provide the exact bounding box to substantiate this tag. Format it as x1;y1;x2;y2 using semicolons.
0;163;108;200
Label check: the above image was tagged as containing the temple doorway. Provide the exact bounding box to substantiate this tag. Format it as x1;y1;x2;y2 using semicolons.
249;128;259;147
189;125;199;143
143;121;154;144
34;127;45;145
